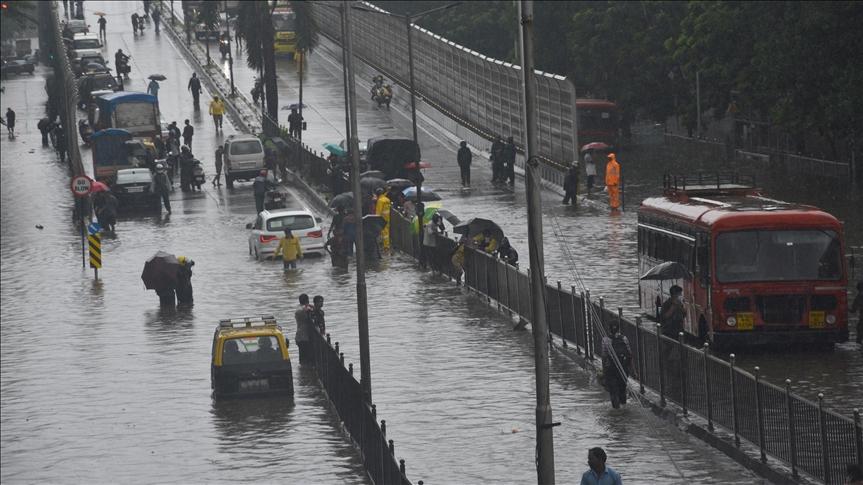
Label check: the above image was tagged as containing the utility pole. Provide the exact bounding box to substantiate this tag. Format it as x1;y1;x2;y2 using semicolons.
405;14;425;263
519;1;556;483
225;0;235;96
340;3;352;156
343;0;372;403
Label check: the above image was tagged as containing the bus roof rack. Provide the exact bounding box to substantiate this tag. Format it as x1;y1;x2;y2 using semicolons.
219;315;278;328
663;172;757;196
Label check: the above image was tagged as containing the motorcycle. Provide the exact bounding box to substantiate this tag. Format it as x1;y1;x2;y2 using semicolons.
371;85;392;109
264;188;286;210
191;159;206;191
78;119;93;146
116;56;131;81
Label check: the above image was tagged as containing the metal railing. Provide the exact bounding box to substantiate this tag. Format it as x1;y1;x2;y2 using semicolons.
389;211;863;485
40;1;84;177
311;330;415;485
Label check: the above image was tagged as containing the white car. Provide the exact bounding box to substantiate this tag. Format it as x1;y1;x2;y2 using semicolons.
247;209;324;260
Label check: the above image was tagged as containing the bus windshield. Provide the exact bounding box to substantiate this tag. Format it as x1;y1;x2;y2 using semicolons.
577;107;617;132
715;230;842;283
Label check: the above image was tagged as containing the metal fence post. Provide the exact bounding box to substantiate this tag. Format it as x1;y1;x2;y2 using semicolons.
571;286;580;354
730;353;740;447
678;332;687;416
817;393;830;483
854;408;862;471
513;265;520;318
785;379;799;478
703;343;713;432
635;317;644;394
503;263;511;314
754;366;766;463
656;323;665;407
557;281;565;343
584;290;592;360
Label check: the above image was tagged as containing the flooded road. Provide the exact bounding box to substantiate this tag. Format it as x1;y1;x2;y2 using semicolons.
0;2;850;484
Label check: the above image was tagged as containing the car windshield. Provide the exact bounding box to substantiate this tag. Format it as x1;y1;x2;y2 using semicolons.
272;12;296;31
222;336;282;364
715;229;842;283
267;215;314;232
230;140;262;155
74;39;101;49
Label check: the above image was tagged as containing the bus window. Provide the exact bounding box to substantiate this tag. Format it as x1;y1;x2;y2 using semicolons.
715;230;842;282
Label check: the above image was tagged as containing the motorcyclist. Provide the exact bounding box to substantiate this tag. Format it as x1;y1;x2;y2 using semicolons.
252;169;275;214
115;49;130;78
382;84;393;98
178;145;195;192
371;75;384;99
251;77;263;105
219;32;230;58
78;119;92;145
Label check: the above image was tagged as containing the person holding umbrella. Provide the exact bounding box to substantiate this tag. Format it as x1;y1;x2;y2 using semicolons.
147;78;160;100
142;252;180;307
584;149;597;194
176;256;195;306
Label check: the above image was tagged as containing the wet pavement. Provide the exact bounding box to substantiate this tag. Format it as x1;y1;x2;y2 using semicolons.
0;2;853;484
198;24;862;413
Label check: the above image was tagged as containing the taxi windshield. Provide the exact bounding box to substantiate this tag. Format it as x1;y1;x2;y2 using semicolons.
222;336;282;364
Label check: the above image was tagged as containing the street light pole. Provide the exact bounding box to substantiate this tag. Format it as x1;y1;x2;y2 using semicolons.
519;1;555;483
696;70;702;137
225;1;235;96
404;14;425;263
343;0;372;403
340;3;352;155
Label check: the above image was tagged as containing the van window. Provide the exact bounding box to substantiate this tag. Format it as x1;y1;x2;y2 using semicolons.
267;215;315;232
230;140;263;155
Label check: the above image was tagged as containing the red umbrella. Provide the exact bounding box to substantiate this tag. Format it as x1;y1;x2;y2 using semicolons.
91;181;110;193
580;142;610;152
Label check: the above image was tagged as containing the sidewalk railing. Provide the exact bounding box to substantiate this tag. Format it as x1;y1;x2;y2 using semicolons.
389;211;862;485
311;330;415;485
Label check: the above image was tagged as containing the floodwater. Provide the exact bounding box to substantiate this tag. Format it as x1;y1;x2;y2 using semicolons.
0;1;850;484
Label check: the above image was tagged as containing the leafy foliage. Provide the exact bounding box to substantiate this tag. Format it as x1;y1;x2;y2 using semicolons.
1;0;38;44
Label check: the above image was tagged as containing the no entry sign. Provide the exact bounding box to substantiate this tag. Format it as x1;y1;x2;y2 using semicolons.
71;175;93;197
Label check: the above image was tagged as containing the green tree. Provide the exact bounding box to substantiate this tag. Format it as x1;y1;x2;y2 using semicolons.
197;1;221;65
1;0;38;44
292;0;319;140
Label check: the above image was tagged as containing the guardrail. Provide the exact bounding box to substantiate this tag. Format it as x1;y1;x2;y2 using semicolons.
40;1;84;177
389;211;862;485
311;330;416;485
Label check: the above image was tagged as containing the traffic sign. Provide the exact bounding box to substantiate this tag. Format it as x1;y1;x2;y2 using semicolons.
71;175;93;197
88;222;101;235
88;231;102;269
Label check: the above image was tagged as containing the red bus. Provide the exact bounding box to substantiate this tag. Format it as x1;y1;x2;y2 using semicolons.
637;174;849;347
576;99;619;148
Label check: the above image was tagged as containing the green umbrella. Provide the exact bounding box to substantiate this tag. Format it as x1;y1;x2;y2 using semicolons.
323;142;347;157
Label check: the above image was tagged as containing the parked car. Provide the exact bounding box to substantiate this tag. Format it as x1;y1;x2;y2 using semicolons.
62;19;89;36
113;167;158;209
211;315;294;399
223;134;265;188
1;58;35;77
77;72;119;109
246;208;324;260
71;33;102;57
73;54;109;77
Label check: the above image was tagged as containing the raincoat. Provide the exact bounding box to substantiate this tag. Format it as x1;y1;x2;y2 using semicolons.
274;234;303;262
208;99;225;116
605;153;621;209
375;193;391;250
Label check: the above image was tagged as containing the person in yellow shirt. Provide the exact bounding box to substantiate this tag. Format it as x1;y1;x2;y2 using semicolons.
274;228;303;270
209;96;226;131
605;152;621;210
374;187;391;251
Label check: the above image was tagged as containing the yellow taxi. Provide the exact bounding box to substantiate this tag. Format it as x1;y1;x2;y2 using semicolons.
211;315;294;399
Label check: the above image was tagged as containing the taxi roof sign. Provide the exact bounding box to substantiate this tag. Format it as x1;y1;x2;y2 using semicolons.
218;315;278;328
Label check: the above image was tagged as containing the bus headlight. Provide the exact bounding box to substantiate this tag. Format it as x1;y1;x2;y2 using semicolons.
825;314;836;325
726;316;737;327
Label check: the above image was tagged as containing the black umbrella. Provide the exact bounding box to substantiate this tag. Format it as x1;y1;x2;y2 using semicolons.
360;170;386;180
360;177;387;194
453;217;503;241
640;261;692;280
362;214;387;233
141;251;179;291
148;74;167;81
329;191;353;209
435;209;461;226
386;178;413;190
402;186;442;201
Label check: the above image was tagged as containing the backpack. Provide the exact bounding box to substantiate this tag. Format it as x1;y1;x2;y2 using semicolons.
611;335;631;371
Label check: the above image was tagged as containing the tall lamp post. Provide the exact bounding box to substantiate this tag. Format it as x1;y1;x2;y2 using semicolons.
351;2;461;264
224;1;235;96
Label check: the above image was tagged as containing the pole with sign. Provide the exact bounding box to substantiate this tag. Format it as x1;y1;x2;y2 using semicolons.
88;221;102;279
70;175;93;269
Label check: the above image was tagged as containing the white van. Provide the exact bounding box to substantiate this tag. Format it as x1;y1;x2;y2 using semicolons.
223;134;265;188
71;33;102;62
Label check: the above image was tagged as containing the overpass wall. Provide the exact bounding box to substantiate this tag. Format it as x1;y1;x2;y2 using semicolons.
311;2;579;169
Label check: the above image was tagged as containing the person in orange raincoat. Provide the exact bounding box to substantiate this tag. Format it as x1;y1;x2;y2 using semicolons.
374;187;392;251
605;153;621;210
